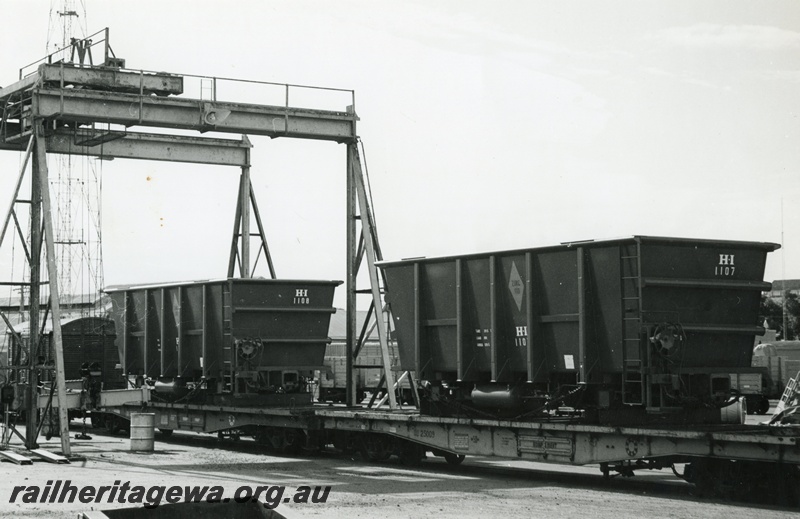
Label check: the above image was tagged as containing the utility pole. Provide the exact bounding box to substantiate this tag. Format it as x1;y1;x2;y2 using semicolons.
782;198;788;339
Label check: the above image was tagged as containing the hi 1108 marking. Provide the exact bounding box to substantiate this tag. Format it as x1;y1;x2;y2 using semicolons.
294;289;310;305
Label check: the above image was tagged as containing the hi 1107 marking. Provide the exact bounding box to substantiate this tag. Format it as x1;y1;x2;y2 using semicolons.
715;254;735;276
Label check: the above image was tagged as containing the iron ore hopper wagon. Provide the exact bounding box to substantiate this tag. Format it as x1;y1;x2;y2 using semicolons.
105;278;341;408
380;236;779;425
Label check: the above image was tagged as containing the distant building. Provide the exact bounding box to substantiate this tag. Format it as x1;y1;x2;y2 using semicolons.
769;279;800;300
320;309;404;402
0;292;108;313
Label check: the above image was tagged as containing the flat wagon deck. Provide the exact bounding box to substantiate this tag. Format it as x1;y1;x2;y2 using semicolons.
93;388;800;504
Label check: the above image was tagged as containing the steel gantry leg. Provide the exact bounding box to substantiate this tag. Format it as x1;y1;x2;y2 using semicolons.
346;146;357;406
226;136;275;279
31;121;71;456
25;136;41;450
347;143;397;410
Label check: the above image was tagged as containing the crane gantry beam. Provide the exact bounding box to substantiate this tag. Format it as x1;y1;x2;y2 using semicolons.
0;64;357;144
31;89;356;141
0;129;251;167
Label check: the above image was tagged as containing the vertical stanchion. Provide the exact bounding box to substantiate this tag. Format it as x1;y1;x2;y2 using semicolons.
240;163;251;278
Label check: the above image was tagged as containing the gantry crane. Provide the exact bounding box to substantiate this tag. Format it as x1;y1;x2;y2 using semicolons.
0;29;398;456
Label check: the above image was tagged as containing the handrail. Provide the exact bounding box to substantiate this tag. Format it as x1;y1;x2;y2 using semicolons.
19;27;112;79
14;27;356;117
22;59;356;117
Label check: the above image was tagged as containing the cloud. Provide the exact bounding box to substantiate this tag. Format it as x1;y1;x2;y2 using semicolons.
640;66;674;78
760;70;800;83
652;23;800;50
639;66;718;89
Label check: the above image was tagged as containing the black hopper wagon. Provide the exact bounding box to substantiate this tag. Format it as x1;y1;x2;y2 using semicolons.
380;236;778;426
101;278;340;438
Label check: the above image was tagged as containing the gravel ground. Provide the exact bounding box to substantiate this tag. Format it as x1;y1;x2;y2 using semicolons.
0;420;798;519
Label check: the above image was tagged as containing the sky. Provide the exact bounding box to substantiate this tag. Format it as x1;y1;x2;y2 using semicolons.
0;0;799;308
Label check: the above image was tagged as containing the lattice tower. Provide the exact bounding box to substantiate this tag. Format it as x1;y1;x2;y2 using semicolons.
45;1;104;317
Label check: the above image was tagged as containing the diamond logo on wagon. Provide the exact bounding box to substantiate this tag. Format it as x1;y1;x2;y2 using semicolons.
508;261;524;311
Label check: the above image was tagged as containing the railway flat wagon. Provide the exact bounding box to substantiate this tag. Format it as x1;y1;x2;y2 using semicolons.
105;278;341;407
380;236;779;425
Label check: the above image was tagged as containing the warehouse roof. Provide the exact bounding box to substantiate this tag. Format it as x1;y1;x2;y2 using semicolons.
771;279;800;292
